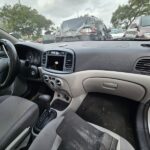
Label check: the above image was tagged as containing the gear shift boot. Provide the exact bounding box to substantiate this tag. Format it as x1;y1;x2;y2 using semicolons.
33;109;57;134
33;94;57;134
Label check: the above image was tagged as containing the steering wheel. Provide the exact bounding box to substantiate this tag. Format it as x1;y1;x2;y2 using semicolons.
0;39;19;89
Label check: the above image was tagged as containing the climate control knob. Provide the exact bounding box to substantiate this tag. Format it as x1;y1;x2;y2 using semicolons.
43;75;49;82
55;79;63;87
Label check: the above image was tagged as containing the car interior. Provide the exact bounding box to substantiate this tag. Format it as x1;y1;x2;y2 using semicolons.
0;29;150;150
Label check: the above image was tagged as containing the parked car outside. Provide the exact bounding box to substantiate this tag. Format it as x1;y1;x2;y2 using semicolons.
110;28;125;39
41;30;55;44
124;15;150;39
55;16;111;42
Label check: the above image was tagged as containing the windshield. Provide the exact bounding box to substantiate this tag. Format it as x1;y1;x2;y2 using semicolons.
0;0;150;43
141;16;150;27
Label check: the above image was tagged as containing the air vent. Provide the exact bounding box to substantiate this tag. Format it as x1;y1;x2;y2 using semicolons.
135;58;150;72
42;52;46;64
65;53;73;68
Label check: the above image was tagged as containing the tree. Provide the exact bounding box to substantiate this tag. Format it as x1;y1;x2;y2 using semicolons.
111;0;150;28
0;4;53;38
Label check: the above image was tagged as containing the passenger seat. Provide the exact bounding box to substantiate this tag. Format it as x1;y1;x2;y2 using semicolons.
29;111;134;150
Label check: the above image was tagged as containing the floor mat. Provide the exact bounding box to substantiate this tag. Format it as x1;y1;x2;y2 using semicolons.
76;93;139;148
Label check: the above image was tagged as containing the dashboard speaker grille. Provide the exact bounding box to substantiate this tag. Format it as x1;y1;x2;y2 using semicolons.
135;58;150;72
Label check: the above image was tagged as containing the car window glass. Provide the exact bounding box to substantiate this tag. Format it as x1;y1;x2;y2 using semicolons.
129;17;140;29
141;16;150;27
130;23;136;29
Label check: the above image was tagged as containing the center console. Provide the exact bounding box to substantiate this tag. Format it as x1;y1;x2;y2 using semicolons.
33;92;71;135
33;49;74;135
41;50;74;97
41;49;75;74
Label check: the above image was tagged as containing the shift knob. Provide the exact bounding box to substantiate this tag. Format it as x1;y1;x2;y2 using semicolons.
38;95;51;110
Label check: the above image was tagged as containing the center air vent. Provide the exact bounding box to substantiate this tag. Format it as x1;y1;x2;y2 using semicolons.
135;58;150;73
42;52;46;65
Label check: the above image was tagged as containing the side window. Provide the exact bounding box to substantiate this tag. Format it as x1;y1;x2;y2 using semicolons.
97;21;103;31
103;25;107;32
130;23;137;29
129;17;140;29
101;25;105;36
95;20;100;30
134;17;140;25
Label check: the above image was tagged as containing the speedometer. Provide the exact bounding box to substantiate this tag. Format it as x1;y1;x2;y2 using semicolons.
26;51;34;63
33;53;41;65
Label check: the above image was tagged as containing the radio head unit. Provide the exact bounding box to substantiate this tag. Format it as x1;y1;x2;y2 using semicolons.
47;55;64;71
41;50;74;73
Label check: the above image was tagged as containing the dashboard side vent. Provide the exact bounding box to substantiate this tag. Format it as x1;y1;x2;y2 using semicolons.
65;53;73;68
135;58;150;72
42;52;46;64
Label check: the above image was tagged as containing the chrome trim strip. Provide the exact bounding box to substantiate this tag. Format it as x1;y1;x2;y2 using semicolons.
6;127;30;150
148;108;150;134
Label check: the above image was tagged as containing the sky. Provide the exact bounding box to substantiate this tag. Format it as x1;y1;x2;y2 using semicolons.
0;0;128;27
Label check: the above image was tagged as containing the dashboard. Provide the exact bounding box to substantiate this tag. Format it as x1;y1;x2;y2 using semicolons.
14;41;150;149
15;41;150;80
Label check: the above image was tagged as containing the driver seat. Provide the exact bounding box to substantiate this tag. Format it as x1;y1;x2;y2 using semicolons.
0;95;39;150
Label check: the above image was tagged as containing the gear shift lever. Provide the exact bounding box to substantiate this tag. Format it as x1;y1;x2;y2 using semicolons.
34;95;57;134
37;95;51;114
39;95;51;108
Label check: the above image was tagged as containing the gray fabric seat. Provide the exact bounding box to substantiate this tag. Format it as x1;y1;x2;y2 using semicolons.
29;111;134;150
0;95;39;150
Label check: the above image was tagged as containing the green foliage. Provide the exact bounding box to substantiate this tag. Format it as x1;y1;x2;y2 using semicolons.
111;0;150;28
0;4;53;38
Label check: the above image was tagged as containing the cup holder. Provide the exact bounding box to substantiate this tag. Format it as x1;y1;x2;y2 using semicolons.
51;99;69;111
